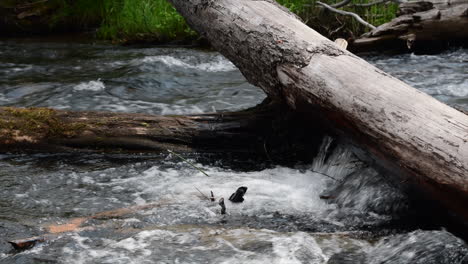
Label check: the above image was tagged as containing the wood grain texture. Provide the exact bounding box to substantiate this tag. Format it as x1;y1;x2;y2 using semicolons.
168;0;468;219
352;0;468;53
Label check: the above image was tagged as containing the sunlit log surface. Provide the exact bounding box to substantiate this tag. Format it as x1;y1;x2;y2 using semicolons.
167;0;468;222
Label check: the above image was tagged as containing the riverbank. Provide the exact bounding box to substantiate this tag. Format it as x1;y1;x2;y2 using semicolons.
0;0;397;44
0;0;196;44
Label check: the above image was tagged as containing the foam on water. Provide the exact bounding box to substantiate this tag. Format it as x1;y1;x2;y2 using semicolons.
140;55;237;72
58;228;341;264
73;80;106;92
366;230;468;264
55;227;467;264
366;48;468;109
0;93;8;104
1;140;467;263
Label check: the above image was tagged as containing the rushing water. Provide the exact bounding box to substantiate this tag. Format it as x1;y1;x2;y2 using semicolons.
0;40;467;263
366;50;468;111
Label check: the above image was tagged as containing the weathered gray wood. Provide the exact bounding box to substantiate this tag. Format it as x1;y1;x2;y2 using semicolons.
168;0;468;219
352;0;468;53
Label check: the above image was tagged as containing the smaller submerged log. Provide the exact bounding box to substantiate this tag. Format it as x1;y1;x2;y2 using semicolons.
8;202;170;250
0;104;275;153
351;0;468;53
0;103;327;164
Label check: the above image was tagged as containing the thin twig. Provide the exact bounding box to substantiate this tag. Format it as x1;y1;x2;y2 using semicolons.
310;169;340;182
330;24;346;37
263;140;273;162
352;0;391;7
317;1;377;30
167;149;210;177
17;0;48;9
195;187;211;201
331;0;352;8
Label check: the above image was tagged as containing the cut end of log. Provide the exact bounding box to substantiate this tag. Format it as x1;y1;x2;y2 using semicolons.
334;38;349;50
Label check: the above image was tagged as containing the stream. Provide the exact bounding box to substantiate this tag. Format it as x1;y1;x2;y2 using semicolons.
0;40;467;263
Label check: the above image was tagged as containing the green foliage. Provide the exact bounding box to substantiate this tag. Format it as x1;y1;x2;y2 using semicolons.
97;0;195;42
48;0;105;30
277;0;398;38
278;0;397;26
40;0;194;43
276;0;315;22
276;0;311;13
4;0;397;42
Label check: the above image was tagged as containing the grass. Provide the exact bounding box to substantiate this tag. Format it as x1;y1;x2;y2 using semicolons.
97;0;195;43
4;0;194;43
2;0;397;43
277;0;398;38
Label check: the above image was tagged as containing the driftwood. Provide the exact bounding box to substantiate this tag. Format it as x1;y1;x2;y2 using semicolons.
8;202;170;250
166;0;468;223
9;185;239;250
351;0;468;53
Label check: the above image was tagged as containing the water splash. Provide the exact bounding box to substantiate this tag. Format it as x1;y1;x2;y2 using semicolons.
140;55;237;72
73;80;106;92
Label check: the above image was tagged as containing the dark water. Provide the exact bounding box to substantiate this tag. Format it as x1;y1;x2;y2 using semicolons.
0;41;467;263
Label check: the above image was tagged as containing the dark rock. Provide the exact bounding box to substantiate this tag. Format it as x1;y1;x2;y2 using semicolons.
229;186;248;203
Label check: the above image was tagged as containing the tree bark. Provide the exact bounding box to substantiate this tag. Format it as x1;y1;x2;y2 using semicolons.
167;0;468;221
351;0;468;53
0;102;326;163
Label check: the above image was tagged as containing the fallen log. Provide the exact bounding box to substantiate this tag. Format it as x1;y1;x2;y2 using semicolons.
351;0;468;53
166;0;468;223
0;102;326;163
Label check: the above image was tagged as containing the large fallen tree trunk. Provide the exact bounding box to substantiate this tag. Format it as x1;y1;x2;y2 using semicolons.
351;0;468;53
165;0;468;221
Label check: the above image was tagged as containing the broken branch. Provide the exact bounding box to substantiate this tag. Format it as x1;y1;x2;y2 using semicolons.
352;0;391;7
317;1;377;30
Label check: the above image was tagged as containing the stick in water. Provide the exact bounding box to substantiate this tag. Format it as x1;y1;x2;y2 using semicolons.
210;191;215;202
195;186;211;201
167;149;210;177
